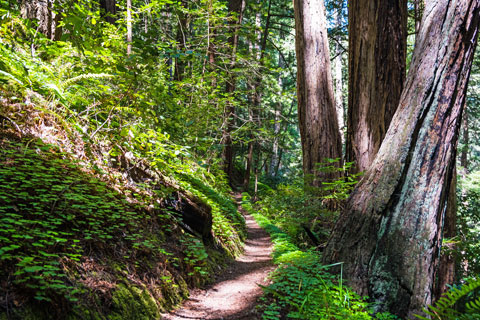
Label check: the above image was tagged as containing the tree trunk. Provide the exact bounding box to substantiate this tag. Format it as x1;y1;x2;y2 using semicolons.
174;0;188;81
243;0;271;189
461;106;469;170
294;0;342;186
323;0;479;317
345;0;407;173
434;169;457;301
269;104;281;176
222;0;246;185
243;139;254;190
53;9;62;41
274;148;283;177
100;0;117;24
414;0;424;35
333;0;345;143
126;0;132;55
21;0;55;39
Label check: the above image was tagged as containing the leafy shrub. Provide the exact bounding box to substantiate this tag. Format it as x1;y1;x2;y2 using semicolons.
248;161;360;249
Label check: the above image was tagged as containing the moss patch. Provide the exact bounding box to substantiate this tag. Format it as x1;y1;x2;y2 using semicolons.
108;283;159;320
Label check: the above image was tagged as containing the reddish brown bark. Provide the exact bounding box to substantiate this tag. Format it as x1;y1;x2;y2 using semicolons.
294;0;342;186
434;170;457;301
345;0;407;173
323;0;480;317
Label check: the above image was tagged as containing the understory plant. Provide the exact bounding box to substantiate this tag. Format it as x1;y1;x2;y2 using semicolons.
243;196;396;320
250;160;360;249
416;278;480;320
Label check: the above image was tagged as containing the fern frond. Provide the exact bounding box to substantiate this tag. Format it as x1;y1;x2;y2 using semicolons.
0;70;24;86
62;73;114;88
466;295;480;312
415;278;480;320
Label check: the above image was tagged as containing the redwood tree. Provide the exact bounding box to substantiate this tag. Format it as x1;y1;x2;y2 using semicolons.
345;0;408;173
294;0;342;185
323;0;480;317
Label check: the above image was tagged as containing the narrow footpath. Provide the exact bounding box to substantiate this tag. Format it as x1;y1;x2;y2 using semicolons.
162;194;274;320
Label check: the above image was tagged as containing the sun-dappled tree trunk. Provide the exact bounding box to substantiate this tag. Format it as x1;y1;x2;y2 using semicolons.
21;0;60;40
294;0;342;186
333;0;345;143
323;0;480;317
345;0;407;173
126;0;132;55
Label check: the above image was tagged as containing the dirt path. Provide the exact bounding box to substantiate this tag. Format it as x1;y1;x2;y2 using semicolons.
161;195;274;320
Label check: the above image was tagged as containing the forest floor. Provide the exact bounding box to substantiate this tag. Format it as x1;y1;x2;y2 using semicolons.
161;193;274;320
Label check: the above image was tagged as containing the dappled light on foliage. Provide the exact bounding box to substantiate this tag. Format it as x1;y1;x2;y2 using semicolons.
1;0;480;319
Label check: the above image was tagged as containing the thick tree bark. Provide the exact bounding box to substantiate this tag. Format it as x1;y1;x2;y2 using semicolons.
243;0;271;189
21;0;58;40
434;170;457;301
323;0;479;317
345;0;407;173
294;0;342;186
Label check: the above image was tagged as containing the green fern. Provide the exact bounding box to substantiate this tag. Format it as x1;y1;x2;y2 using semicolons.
62;73;114;88
415;278;480;320
0;70;24;86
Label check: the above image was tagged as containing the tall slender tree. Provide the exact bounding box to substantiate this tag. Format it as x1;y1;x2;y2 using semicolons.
126;0;132;55
174;0;188;81
294;0;342;185
243;0;272;190
323;0;480;317
332;0;345;142
222;0;246;185
345;0;408;173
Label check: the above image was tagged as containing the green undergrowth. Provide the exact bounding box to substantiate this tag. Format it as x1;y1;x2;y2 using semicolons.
242;194;397;320
416;277;480;320
0;136;244;318
0;10;247;318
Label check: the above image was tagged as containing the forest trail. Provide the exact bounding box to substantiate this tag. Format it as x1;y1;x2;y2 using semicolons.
161;193;274;320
